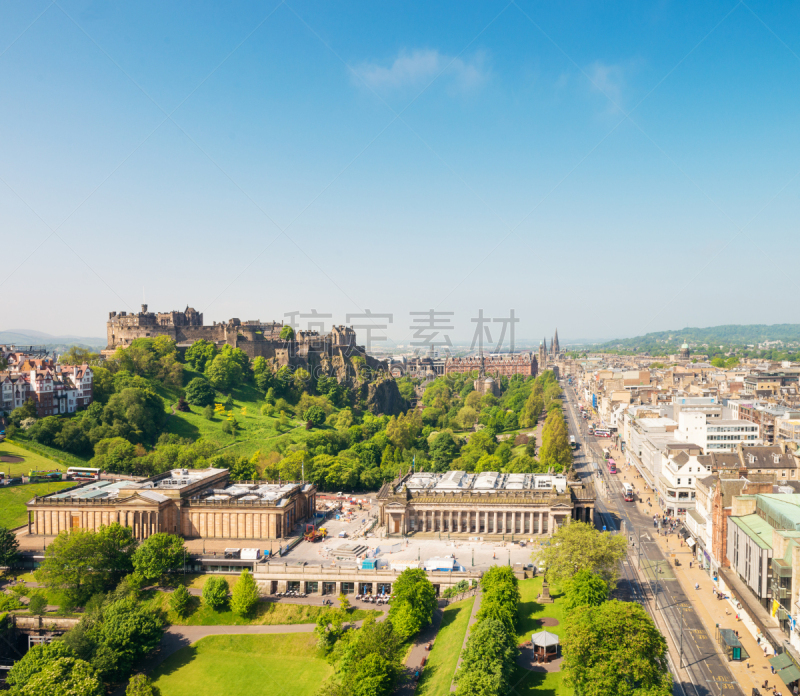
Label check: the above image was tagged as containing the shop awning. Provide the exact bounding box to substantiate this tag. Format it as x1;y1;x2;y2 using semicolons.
778;664;800;687
769;653;793;670
686;537;696;547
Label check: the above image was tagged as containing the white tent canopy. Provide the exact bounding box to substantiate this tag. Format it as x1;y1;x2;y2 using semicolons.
531;630;560;648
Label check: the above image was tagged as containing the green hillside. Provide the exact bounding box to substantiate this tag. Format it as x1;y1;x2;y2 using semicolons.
160;382;310;460
596;324;800;355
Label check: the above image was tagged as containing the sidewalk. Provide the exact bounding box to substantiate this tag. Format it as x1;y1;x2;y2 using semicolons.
619;456;779;695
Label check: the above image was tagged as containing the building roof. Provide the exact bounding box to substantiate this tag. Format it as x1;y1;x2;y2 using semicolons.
697;453;740;470
730;514;773;550
755;495;800;531
398;471;568;495
740;446;794;469
671;451;691;466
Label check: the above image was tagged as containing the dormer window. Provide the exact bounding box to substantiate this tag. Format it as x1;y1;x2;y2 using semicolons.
773;453;781;464
748;454;755;464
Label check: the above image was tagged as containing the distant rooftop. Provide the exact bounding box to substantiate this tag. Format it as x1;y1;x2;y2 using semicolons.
398;471;567;494
46;468;228;502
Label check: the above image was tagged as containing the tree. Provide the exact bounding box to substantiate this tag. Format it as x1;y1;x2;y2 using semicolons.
205;353;240;391
538;410;572;471
132;533;185;583
304;405;326;427
28;592;47;615
9;398;37;426
36;530;106;607
7;640;76;690
95;523;137;584
126;674;162;696
0;525;20;568
456;406;478;430
202;404;214;420
169;584;191;617
99;596;164;678
564;569;609;612
429;432;460;471
315;608;345;653
202;576;229;610
338;593;351;612
231;569;260;617
388;568;437;640
229;456;258;481
386;411;422;450
185;339;217;373
103;387;166;444
34;525;136;606
350;653;395;696
293;368;311;392
536;521;627;588
454;617;518;696
279;451;306;481
27;416;63;447
90;366;115;403
20;656;104;696
563;600;672;696
185;377;215;407
279;325;295;341
59;346;99;365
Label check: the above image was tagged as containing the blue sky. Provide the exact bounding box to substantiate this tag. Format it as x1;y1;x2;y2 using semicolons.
2;1;800;346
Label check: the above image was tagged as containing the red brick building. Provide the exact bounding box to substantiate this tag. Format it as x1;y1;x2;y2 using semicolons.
444;353;537;378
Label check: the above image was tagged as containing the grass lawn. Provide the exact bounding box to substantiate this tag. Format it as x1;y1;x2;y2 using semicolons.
0;441;68;478
510;577;572;696
417;596;475;696
0;481;74;528
145;589;380;627
151;633;331;696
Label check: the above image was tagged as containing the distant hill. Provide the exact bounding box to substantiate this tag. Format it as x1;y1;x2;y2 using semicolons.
596;324;800;353
0;330;106;352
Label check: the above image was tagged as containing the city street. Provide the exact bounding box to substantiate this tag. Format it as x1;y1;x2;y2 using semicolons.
562;381;745;696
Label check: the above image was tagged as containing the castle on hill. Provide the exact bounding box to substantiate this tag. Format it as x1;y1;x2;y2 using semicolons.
105;305;367;369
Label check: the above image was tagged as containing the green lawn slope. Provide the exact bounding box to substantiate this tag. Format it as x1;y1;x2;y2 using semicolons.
151;633;331;696
159;382;314;460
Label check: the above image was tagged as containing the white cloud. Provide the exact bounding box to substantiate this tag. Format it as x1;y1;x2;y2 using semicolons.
353;49;489;94
585;60;627;111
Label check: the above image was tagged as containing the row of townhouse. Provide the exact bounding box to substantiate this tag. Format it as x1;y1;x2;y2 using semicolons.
0;351;94;417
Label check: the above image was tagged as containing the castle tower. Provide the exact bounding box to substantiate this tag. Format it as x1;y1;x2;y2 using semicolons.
552;329;560;356
539;337;547;371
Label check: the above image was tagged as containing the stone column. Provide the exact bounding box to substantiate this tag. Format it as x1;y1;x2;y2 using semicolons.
449;510;453;532
502;511;507;534
511;511;516;535
494;511;498;535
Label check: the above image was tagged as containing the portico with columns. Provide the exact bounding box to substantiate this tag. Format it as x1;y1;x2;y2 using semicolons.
377;470;595;538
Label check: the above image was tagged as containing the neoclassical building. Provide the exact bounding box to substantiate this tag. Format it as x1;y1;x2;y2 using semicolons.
26;468;316;541
377;470;594;537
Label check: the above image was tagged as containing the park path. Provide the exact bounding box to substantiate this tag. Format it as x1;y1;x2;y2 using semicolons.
449;588;482;692
394;608;445;696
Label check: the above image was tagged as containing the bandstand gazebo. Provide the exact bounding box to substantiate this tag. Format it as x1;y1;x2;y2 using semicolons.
531;630;560;662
